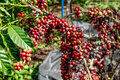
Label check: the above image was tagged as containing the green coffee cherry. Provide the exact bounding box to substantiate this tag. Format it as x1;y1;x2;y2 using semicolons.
118;36;120;40
23;65;29;69
112;29;115;32
98;11;102;16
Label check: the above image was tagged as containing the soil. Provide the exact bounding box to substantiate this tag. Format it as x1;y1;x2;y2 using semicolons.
31;47;55;65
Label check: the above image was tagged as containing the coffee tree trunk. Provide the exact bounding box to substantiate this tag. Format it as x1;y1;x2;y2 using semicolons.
66;0;72;24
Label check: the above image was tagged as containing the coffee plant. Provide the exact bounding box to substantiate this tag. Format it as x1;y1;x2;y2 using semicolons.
0;0;120;80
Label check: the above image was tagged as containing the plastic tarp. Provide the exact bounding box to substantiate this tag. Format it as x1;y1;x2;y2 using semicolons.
39;50;63;80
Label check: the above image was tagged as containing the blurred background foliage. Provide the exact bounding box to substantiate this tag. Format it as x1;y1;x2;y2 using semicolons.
46;0;120;22
47;0;120;11
73;0;120;11
47;0;61;5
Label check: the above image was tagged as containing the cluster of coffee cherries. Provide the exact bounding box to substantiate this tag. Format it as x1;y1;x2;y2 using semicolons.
20;49;32;63
60;26;100;80
29;10;101;79
26;14;36;28
29;27;44;40
17;12;26;18
73;6;82;18
79;42;102;80
60;27;84;80
31;38;38;48
81;42;105;78
88;8;120;50
30;12;68;43
14;49;32;71
58;7;120;80
88;7;111;20
87;8;120;79
17;12;26;25
32;0;47;13
14;62;24;71
27;10;93;79
113;22;120;29
19;2;120;79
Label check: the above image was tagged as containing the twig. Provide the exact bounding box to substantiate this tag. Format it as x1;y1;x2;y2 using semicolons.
65;11;88;18
110;61;120;80
0;3;28;7
107;15;120;25
83;58;93;80
65;11;120;25
89;23;92;38
65;13;74;17
119;70;120;80
79;46;92;80
110;50;114;67
21;0;43;13
0;15;42;30
100;58;104;63
84;34;120;46
84;34;93;39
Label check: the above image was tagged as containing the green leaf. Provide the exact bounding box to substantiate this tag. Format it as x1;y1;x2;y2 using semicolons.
19;70;30;75
8;25;35;51
0;34;15;59
0;7;11;17
19;75;24;80
0;35;4;47
0;45;12;75
14;74;18;80
0;14;4;17
4;35;20;60
0;0;7;3
14;70;30;75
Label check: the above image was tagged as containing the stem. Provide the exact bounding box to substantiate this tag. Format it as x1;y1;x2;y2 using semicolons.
119;70;120;80
84;34;94;39
0;3;28;7
6;2;22;11
84;34;120;46
110;61;120;80
65;11;120;25
110;50;114;67
0;17;2;28
21;0;43;13
107;15;120;25
23;60;26;65
79;45;92;80
100;68;103;80
1;19;19;30
89;23;92;38
83;58;93;80
0;15;42;30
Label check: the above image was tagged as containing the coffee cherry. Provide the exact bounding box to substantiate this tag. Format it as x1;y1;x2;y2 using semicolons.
83;49;88;54
14;62;24;71
110;36;114;41
23;65;29;69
